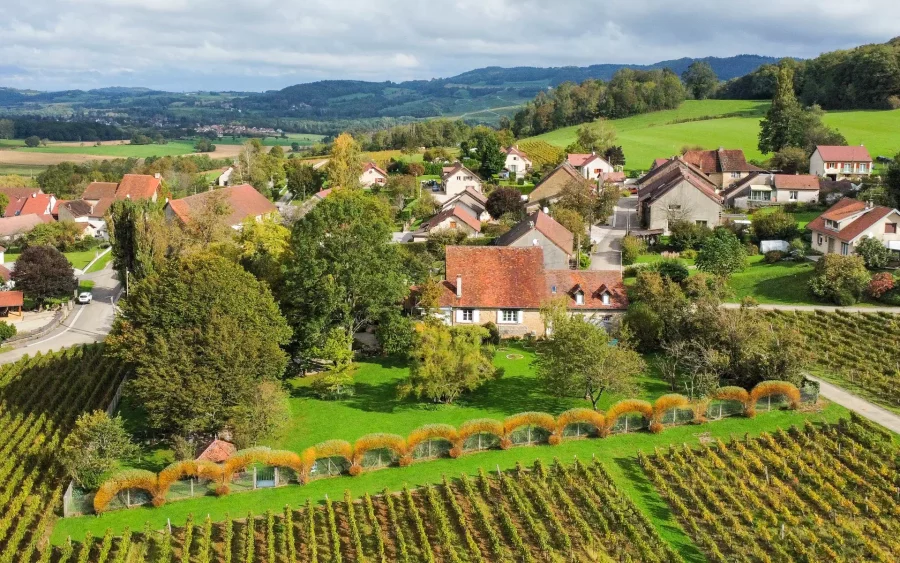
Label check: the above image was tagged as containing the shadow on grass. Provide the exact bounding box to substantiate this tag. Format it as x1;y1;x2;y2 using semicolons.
613;456;707;563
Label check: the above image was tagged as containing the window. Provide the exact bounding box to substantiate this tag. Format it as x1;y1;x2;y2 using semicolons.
750;190;771;201
842;164;852;173
827;162;835;169
601;293;610;305
500;309;519;323
696;220;708;227
461;309;474;322
859;164;868;173
886;223;897;234
840;242;850;255
817;234;823;245
575;292;584;305
825;219;839;231
789;191;799;201
731;171;741;178
449;221;457;229
668;204;681;211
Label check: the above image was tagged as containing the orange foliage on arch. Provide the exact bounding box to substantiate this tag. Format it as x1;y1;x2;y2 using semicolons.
602;400;653;436
555;408;605;442
93;470;158;514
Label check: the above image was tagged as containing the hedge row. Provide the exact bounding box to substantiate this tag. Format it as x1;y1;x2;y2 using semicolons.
93;381;804;514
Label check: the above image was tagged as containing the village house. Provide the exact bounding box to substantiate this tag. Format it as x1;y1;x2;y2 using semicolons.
495;210;574;270
527;161;591;210
722;173;820;209
439;187;491;222
567;153;614;181
681;148;764;190
165;184;278;230
57;199;112;239
411;204;482;242
432;246;627;337
502;146;533;179
807;198;900;256
0;214;47;243
809;145;873;180
360;162;388;188
435;163;483;204
0;187;48;218
636;158;723;233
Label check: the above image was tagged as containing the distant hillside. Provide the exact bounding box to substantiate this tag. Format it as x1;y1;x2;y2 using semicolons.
0;54;780;127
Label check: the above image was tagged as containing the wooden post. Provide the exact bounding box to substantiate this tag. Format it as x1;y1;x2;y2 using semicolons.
765;466;770;485
190;478;194;497
274;467;279;487
253;466;257;490
167;518;172;533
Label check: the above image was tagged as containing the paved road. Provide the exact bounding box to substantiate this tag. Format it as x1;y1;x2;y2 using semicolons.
805;375;900;434
589;196;636;270
722;303;900;312
0;263;121;364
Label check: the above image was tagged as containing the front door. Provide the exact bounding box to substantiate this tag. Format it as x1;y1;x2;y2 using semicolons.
827;237;835;253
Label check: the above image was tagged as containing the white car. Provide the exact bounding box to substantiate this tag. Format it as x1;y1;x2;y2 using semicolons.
77;292;93;304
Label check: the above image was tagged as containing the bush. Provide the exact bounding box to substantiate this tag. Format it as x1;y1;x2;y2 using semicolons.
855;236;892;269
621;234;646;265
744;243;759;257
680;248;698;260
751;209;799;242
482;322;500;345
623;264;649;278
578;253;591;269
652;258;689;283
764;250;785;263
0;321;16;342
808;254;871;305
879;288;900;306
669;220;711;251
867;272;895;299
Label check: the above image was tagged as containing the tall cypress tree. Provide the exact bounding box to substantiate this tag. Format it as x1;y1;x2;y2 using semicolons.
758;65;806;153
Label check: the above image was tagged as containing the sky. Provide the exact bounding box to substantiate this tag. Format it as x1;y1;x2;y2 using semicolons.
1;0;898;92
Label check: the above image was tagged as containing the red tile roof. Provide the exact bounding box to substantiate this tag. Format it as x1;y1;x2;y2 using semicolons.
420;204;482;233
166;185;277;227
807;198;898;242
196;439;236;463
638;162;722;206
0;265;11;282
652;158;670;169
0;291;24;307
0;214;45;237
81;181;118;200
91;198;116;218
441;162;481;182
503;146;531;160
314;188;333;199
440;247;547;308
682;148;762;173
545;270;628;309
601;171;626;183
19;194;52;217
773;174;820;190
115;174;160;200
0;187;43;205
815;145;872;162
567;153;608;168
362;162;388;177
497;210;574;254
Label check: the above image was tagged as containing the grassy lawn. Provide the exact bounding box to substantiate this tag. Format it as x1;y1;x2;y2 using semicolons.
19;141;197;158
526;99;900;174
210;133;324;147
2;248;103;270
750;205;823;230
78;280;95;292
84;249;113;273
726;255;818;304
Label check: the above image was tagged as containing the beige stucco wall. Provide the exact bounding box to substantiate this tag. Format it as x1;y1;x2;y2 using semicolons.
503;229;571;270
810;150;872;179
813;211;900;255
580;158;614;181
505;154;531;178
440;174;482;203
448;308;623;337
360;169;386;188
644;179;722;233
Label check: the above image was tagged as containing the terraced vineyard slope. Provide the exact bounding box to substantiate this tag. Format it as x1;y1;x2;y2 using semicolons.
64;458;682;562
641;415;900;562
0;345;125;561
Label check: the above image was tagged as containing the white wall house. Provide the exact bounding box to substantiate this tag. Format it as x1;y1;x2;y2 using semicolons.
722;173;820;209
360;162;388;188
567;153;614;181
808;198;900;256
436;163;483;204
810;145;873;180
503;146;532;179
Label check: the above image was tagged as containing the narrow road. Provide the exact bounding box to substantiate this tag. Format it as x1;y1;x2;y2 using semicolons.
590;196;636;270
805;375;900;434
0;263;121;364
722;303;900;312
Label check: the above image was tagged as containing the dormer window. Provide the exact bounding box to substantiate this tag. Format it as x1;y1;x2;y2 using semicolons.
825;219;839;231
575;291;584;305
601;292;610;305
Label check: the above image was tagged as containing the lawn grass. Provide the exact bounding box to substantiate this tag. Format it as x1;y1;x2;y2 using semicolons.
2;248;101;269
526;99;900;174
78;280;95;292
750;205;823;230
211;133;324;146
19;141;197;158
726;255;818;304
51;400;850;551
84;248;113;273
0;163;47;176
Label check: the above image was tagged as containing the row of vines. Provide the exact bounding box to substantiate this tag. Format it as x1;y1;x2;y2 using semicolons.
94;380;807;513
0;344;125;561
641;414;900;563
64;458;682;563
764;310;900;408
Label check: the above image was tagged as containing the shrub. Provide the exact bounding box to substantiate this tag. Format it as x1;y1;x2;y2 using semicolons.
652;258;689;283
352;433;406;472
744;243;759;257
855;236;892;269
623;263;649;278
601;400;653;436
748;381;801;417
669;220;711;251
621;235;646;265
696;228;747;278
763;250;785;263
808;254;871;305
712;386;750;414
867;272;895;299
0;321;16;342
93;470;158;514
751;209;798;242
555;408;604;441
681;248;698;260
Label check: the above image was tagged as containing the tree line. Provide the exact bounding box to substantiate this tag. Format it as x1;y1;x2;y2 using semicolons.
510;68;685;137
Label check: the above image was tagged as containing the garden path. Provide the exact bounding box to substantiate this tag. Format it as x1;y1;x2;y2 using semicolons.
805;375;900;434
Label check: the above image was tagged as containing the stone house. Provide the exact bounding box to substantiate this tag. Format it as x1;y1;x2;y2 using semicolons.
636;159;723;233
681;148;764;190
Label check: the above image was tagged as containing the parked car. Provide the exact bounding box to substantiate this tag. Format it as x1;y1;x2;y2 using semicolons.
77;292;93;304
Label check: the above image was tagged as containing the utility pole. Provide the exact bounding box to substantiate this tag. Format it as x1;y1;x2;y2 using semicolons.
125;269;129;296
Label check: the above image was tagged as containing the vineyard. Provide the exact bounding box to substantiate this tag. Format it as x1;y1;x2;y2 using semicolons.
641;414;900;562
63;458;680;563
516;140;564;169
763;310;900;409
0;345;126;561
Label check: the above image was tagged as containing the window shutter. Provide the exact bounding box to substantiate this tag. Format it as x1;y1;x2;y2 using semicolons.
455;309;464;322
473;310;480;323
517;310;524;324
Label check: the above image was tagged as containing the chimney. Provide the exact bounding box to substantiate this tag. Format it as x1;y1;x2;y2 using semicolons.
456;275;462;298
529;220;535;229
154;172;161;179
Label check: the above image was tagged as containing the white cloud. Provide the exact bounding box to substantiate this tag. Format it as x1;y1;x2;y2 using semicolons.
0;0;897;90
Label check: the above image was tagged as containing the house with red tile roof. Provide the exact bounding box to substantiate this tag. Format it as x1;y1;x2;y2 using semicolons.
502;146;533;179
722;173;820;209
196;439;237;463
411;204;482;242
567;153;614;181
809;145;873;180
436;163;483;204
164;185;278;230
0;215;48;242
360;162;388;188
439;187;490;222
81;182;118;204
432;246;626;337
528;161;590;209
681;148;764;189
0;187;45;218
115;174;161;201
636;158;723;233
808;198;900;256
495;210;574;269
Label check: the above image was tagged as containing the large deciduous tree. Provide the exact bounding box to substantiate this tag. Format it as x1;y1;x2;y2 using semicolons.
682;61;719;100
886;152;900;208
61;411;138;489
696;228;747;279
855;236;892;269
284;160;325;199
486;187;525;220
473;129;505;178
11;246;77;307
535;311;644;410
324;133;363;189
808;254;871;305
107;253;291;437
758;65;805;154
282;189;408;363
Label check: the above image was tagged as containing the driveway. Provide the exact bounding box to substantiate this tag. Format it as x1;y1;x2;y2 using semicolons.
805;375;900;434
0;263;121;364
589;196;636;270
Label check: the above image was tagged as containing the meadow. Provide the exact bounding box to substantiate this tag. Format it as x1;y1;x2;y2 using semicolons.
527;100;900;173
18;140;199;158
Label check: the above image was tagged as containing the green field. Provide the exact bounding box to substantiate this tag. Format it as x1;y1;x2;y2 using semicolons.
211;133;325;146
0;163;46;176
527;100;900;173
19;140;198;158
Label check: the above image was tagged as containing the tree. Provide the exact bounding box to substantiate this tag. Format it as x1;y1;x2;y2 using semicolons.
0;118;14;139
886;152;900;208
107;253;291;437
473;130;505;178
24;135;41;147
401;323;497;404
284;160;325;199
653;258;690;283
282;189;408;363
535;313;644;409
758;65;805;153
552;208;587;242
603;145;626;168
808;254;871;305
556;179;598;222
769;146;809;174
682;61;719;100
410;193;439;220
11;246;77;307
24;220;87;251
238;214;291;290
486;187;524;220
107;199;170;282
384;175;417;209
406;162;425;177
574;121;617;154
268;145;285;160
61;411;138;489
855;236;892;269
194;138;216;153
291;142;300;152
324;133;363;189
696;228;747;279
751;209;799;241
0;321;17;342
595;181;620;224
669;219;711;250
228;381;291;449
0;192;7;217
179;189;234;246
